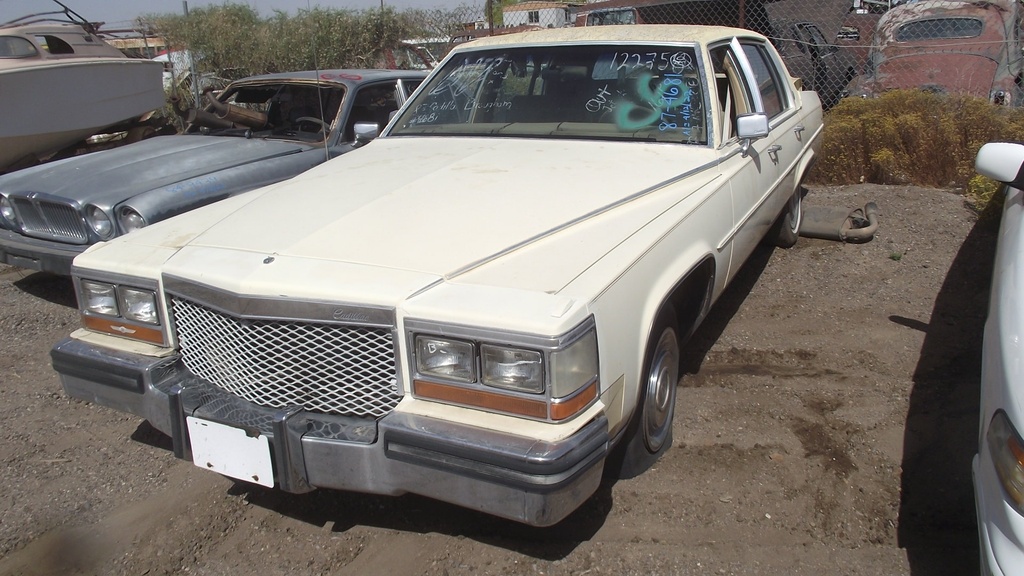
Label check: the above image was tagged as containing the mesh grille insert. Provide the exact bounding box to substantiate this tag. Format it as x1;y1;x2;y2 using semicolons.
171;296;400;418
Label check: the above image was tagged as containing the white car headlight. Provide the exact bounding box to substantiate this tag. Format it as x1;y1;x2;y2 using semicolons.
76;276;165;344
86;205;113;238
0;195;16;226
988;410;1024;510
80;280;119;316
120;287;159;324
481;345;543;393
415;335;476;382
409;319;599;421
119;208;147;233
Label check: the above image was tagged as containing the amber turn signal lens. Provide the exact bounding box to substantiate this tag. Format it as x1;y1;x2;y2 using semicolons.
550;380;598;421
81;314;164;345
413;379;548;419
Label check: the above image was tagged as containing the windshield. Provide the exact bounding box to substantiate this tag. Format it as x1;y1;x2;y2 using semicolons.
390;44;709;145
188;82;346;142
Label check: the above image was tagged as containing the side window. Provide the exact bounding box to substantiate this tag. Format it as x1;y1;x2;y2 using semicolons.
0;36;38;58
740;43;788;118
345;83;400;141
711;45;754;141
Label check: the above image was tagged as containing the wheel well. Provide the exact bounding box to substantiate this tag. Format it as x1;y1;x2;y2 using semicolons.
664;257;716;344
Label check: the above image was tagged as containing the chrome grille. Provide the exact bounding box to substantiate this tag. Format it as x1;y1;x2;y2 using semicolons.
171;296;400;418
11;197;88;243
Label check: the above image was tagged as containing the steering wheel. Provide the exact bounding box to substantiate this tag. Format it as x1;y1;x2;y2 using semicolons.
295;116;329;135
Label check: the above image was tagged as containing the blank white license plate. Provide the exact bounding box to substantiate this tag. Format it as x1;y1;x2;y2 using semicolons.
186;416;274;488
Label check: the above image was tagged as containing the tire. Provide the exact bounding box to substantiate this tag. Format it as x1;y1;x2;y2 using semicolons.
606;306;680;479
768;188;802;248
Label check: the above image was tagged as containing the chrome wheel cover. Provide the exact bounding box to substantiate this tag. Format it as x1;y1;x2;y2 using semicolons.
788;191;803;235
643;328;679;453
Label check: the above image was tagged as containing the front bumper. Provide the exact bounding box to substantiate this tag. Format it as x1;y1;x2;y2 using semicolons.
51;336;609;527
0;228;85;275
974;450;1024;576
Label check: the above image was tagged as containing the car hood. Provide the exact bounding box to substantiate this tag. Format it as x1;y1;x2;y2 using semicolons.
0;135;313;204
101;136;720;300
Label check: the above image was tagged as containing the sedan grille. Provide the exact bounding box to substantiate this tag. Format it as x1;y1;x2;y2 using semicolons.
11;197;89;243
170;296;400;418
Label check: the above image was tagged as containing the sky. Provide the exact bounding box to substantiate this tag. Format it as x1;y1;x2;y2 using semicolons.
0;0;468;29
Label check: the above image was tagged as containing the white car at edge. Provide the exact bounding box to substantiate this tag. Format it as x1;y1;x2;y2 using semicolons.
975;142;1024;574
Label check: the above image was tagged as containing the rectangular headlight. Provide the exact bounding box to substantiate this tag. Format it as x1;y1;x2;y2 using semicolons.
415;335;476;382
80;280;119;316
481;344;543;393
120;287;159;325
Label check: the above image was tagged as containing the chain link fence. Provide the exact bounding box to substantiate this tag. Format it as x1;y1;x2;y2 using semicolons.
488;0;1023;110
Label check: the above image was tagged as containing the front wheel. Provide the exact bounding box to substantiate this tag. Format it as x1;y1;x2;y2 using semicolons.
606;307;680;479
768;188;803;248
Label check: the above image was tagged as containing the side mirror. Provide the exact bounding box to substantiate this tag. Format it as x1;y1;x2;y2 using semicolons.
353;121;380;147
976;142;1024;186
736;112;769;156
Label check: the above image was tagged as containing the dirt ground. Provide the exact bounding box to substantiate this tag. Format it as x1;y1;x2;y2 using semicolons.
0;183;992;575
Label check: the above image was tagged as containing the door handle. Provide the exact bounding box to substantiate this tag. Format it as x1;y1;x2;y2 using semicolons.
793;125;805;141
767;144;782;163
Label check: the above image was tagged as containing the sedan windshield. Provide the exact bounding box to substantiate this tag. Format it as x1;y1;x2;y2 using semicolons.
187;82;346;142
390;44;709;145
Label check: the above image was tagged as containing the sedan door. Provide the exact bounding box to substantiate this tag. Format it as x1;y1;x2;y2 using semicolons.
713;37;805;279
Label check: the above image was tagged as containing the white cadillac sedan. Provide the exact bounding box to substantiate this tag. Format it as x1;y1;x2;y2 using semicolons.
50;25;823;526
975;142;1024;574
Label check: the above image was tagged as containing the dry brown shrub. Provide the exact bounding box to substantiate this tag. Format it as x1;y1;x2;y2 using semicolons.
809;90;1024;196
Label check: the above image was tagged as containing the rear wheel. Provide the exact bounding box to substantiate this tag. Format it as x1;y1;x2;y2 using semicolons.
606;306;680;479
768;188;802;248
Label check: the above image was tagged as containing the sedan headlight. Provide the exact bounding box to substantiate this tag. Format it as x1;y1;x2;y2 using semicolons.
76;276;164;345
409;318;599;421
0;195;16;226
121;286;159;324
988;410;1024;510
119;208;147;233
85;205;114;239
80;280;119;316
481;345;543;393
415;336;476;382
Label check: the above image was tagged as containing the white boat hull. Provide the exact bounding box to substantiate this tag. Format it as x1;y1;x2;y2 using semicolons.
0;58;164;169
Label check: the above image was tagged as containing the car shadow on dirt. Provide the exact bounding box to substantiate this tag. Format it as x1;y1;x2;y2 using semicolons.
236;480;615;557
682;243;776;374
129;415;615;558
896;215;997;575
3;269;76;308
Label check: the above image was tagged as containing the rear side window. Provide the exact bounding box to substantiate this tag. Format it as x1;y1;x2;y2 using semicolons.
896;18;983;41
741;43;787;119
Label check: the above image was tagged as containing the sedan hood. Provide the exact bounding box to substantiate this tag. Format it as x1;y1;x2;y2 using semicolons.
0;135;312;204
147;137;719;296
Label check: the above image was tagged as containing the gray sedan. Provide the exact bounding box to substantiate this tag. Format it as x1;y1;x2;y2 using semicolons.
0;68;426;275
